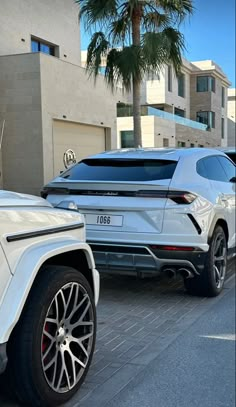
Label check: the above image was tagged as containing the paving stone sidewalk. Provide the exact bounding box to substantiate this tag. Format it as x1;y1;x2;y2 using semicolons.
0;264;235;407
65;266;235;407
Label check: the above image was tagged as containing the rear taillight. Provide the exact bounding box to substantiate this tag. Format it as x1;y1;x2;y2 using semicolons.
40;188;48;199
136;190;197;204
167;191;197;204
150;245;195;251
40;187;69;199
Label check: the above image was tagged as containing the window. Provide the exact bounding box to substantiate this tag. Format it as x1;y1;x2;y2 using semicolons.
221;118;225;139
196;111;215;128
178;74;185;97
120;131;135;148
61;159;178;182
31;37;55;56
98;67;106;75
196;76;215;92
222;87;225;107
177;141;186;147
198;145;204;148
190;143;195;148
197;156;228;182
167;65;172;92
225;151;236;164
197;76;208;92
217;156;236;182
209;77;215;92
163;138;169;147
174;107;185;117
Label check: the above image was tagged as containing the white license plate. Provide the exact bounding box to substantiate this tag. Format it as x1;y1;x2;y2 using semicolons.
85;214;123;227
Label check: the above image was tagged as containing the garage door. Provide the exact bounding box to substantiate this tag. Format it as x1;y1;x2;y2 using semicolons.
53;120;106;176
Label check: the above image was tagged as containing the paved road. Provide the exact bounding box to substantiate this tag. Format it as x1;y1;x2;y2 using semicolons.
0;262;235;407
105;276;236;407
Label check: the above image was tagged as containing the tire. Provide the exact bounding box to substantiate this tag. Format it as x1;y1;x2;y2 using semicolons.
5;265;96;407
184;225;227;297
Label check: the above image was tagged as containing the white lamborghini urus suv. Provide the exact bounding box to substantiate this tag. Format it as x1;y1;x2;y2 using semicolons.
43;148;236;297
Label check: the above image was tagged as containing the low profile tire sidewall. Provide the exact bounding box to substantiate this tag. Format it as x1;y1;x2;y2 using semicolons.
15;267;96;406
206;226;227;295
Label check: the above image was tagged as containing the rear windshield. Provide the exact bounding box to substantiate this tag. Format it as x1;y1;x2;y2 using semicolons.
61;159;177;181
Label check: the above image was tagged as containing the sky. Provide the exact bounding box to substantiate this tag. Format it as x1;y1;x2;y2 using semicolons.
80;0;236;87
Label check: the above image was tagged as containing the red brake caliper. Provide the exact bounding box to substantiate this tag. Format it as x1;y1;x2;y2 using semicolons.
42;322;49;353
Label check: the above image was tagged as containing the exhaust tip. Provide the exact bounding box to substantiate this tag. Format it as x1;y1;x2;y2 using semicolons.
164;268;176;279
178;268;194;279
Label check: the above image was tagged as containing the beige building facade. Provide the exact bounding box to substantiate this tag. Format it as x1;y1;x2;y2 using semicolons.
0;0;121;194
227;88;236;146
112;58;230;149
189;60;229;147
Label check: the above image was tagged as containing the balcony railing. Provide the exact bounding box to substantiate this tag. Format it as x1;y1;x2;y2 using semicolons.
117;105;208;131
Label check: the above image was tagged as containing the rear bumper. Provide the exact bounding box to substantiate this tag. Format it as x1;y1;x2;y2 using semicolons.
0;343;7;375
89;242;208;276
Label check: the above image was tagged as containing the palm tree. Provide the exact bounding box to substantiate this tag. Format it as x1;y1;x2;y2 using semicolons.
76;0;193;147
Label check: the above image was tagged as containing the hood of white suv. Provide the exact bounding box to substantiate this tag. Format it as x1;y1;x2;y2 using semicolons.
0;190;52;207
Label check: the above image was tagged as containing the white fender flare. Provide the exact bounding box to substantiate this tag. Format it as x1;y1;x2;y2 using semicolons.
0;238;99;343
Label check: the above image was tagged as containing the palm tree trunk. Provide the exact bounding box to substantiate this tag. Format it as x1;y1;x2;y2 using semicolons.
132;6;142;147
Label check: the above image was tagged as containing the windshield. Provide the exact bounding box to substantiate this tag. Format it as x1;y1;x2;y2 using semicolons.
60;159;177;182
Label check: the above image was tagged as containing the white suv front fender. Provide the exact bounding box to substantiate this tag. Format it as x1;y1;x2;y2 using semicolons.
0;238;99;343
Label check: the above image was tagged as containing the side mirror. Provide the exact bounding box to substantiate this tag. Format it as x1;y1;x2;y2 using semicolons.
230;177;236;183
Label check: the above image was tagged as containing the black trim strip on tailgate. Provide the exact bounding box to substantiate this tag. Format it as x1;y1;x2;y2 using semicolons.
42;188;169;198
6;223;84;242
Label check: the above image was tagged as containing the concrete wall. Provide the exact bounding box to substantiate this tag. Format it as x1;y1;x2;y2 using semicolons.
145;70;166;105
153;117;176;147
39;53;120;183
0;53;43;194
176;124;213;147
143;62;191;119
211;78;228;147
190;75;222;146
227;89;236;147
117;116;155;148
117;116;209;148
0;150;2;189
0;52;121;193
0;0;81;65
164;65;191;118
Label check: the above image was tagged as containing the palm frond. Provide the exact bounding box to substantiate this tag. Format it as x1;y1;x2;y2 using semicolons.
142;28;184;74
105;46;144;91
161;27;185;73
86;32;110;79
157;0;194;23
76;0;118;31
110;16;131;45
142;12;171;32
